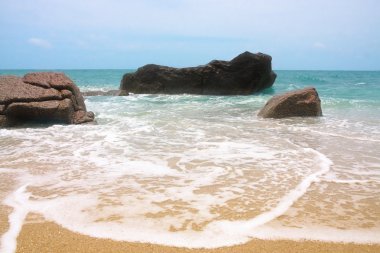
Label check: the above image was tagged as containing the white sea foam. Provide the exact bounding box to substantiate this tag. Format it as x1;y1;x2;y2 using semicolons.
322;174;377;184
205;148;333;237
283;123;380;143
249;225;380;244
1;147;341;249
1;94;380;249
303;128;380;142
0;168;24;174
0;185;30;253
107;160;179;177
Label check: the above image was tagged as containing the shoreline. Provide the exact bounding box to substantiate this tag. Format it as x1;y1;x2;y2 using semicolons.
0;70;379;252
15;220;380;253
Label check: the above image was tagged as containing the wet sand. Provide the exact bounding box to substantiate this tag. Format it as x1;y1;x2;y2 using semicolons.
0;207;11;236
15;218;380;253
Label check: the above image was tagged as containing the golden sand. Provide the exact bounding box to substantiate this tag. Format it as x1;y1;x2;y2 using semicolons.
14;219;380;253
0;207;11;236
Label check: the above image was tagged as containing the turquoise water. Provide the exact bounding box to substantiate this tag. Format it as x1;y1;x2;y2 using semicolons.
2;69;379;120
1;70;380;248
0;69;133;91
2;69;379;102
276;70;380;100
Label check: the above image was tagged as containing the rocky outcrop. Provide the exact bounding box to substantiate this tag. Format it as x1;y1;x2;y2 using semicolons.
120;51;276;95
82;90;129;96
258;87;322;118
0;72;95;127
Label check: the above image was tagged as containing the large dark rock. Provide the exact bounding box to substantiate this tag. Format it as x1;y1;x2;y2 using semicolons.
0;72;95;127
258;87;322;118
120;51;276;95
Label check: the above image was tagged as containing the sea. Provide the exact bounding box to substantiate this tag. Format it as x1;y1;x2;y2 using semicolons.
0;69;379;251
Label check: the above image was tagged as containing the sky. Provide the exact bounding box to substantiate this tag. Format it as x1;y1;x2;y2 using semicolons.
0;0;379;70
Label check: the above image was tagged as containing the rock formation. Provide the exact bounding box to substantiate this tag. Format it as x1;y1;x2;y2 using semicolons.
120;51;276;95
82;90;128;96
258;87;322;118
0;72;95;127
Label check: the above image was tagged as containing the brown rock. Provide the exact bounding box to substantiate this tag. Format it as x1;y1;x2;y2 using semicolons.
61;89;73;98
258;87;322;118
118;90;129;96
5;99;74;124
0;115;8;127
0;73;95;127
0;76;62;104
23;72;86;111
73;110;95;124
120;51;276;95
23;72;72;89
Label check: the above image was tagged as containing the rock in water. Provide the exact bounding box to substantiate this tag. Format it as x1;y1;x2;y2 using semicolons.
120;51;276;95
0;72;95;127
258;87;322;118
81;90;129;96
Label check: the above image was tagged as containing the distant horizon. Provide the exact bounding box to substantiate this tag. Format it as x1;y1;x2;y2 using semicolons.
1;68;379;72
1;0;379;70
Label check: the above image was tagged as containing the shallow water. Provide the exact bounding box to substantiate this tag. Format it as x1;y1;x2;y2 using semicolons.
0;70;380;251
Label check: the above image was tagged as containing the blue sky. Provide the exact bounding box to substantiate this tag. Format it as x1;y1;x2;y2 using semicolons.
0;0;379;70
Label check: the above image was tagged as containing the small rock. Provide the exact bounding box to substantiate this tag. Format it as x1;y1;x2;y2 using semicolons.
258;87;322;118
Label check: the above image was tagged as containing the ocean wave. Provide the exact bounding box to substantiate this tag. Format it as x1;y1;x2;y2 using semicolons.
1;89;380;249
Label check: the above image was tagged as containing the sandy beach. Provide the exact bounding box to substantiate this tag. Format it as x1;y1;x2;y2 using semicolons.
15;218;380;253
2;0;380;252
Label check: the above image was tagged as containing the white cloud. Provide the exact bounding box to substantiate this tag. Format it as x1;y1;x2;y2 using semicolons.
313;42;326;49
27;38;52;49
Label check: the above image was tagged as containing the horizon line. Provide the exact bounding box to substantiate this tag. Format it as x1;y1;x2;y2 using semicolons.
0;68;379;72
